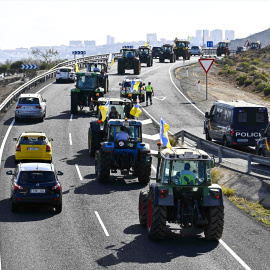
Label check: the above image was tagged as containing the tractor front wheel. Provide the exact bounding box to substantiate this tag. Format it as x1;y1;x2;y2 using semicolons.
139;191;148;226
137;154;151;184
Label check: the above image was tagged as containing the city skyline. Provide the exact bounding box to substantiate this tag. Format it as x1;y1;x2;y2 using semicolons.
0;0;269;50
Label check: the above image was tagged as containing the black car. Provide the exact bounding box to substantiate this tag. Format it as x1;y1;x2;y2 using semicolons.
152;47;162;59
6;163;63;212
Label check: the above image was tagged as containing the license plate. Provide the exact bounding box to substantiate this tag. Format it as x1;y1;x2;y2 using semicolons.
27;147;39;150
237;139;248;142
30;189;46;193
23;106;35;109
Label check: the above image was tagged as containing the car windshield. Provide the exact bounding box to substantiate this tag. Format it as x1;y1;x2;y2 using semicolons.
176;42;186;47
19;136;48;145
162;159;212;186
18;171;56;183
109;125;142;142
19;97;40;105
219;43;227;48
77;75;98;89
123;81;131;88
59;68;72;72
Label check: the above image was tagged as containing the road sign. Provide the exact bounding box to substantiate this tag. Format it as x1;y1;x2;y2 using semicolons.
244;40;251;47
21;64;38;69
198;59;215;74
72;51;86;55
207;41;213;48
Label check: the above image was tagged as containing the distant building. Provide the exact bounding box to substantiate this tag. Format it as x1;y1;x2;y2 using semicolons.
146;33;157;45
210;29;223;44
196;30;202;39
84;40;96;47
106;35;114;45
69;40;83;46
225;30;235;42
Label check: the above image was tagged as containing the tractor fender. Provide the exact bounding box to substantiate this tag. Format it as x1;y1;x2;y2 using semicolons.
150;183;174;206
137;143;150;153
203;184;224;206
90;121;107;133
101;142;114;153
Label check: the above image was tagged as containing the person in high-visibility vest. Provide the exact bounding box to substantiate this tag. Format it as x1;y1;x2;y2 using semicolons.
146;82;154;106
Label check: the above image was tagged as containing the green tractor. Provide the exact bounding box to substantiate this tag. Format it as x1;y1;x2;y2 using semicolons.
138;46;153;67
95;119;152;184
118;46;141;75
159;44;176;63
70;72;105;114
216;42;230;56
88;97;134;157
139;145;224;241
173;39;191;60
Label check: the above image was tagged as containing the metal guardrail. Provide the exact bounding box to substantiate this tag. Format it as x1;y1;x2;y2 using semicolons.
0;52;121;115
175;130;270;173
202;48;236;55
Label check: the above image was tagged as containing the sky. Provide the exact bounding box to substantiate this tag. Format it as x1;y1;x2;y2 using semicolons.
0;0;269;50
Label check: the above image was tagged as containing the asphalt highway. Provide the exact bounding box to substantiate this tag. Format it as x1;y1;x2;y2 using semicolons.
0;58;269;270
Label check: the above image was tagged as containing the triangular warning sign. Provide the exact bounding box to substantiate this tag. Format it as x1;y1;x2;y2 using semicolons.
244;40;251;47
198;59;215;74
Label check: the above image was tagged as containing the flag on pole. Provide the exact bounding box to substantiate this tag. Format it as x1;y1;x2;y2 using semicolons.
131;81;140;91
130;96;141;118
108;53;114;69
160;117;172;149
99;98;110;122
145;42;149;47
75;63;80;72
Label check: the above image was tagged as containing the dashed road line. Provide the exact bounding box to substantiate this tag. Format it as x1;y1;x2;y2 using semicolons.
75;164;83;181
95;211;110;236
70;114;73;121
69;133;72;145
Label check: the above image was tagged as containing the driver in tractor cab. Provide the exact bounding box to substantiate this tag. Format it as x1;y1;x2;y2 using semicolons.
116;126;129;141
109;106;119;119
127;51;133;58
174;163;197;185
93;64;100;72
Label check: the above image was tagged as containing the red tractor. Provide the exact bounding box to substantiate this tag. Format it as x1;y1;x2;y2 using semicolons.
216;42;230;56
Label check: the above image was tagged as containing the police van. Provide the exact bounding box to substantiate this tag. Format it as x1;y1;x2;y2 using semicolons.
204;100;269;147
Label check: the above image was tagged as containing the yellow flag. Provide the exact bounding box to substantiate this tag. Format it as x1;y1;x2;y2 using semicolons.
99;105;108;122
75;63;80;72
145;42;149;47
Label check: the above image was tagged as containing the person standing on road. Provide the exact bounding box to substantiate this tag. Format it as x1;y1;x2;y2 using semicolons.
146;82;154;106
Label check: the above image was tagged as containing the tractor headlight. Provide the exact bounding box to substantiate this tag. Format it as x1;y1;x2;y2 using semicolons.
119;141;124;147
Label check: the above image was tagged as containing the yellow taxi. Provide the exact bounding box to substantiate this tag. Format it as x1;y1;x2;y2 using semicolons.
14;132;53;163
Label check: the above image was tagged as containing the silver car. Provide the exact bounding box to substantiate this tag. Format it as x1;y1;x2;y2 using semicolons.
190;46;203;56
15;93;46;122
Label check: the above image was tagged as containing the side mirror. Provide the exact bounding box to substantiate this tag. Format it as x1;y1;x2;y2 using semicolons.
49;138;53;141
211;158;215;168
6;170;13;175
205;112;210;118
13;138;18;141
57;171;64;176
142;83;145;86
43;99;47;102
119;83;122;86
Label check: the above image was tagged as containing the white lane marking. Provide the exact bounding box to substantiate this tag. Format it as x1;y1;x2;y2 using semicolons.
0;119;15;168
153;96;166;101
142;133;160;140
168;63;204;116
151;164;252;270
95;211;110;236
75;164;83;181
36;82;53;94
69;133;72;145
140;119;153;125
70;114;73;121
219;240;252;270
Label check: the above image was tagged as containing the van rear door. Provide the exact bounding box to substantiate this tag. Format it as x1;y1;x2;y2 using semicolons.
233;107;268;146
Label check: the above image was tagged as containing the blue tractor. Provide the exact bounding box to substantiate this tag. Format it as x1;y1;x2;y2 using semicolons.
95;119;152;184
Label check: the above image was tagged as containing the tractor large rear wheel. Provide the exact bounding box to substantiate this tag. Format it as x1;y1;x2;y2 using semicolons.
96;150;110;183
204;206;224;241
147;190;167;240
139;191;148;226
71;92;78;114
137;154;151;185
118;61;125;75
134;61;141;75
88;127;103;157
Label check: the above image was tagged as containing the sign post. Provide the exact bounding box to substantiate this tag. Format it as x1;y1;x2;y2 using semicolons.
198;59;215;100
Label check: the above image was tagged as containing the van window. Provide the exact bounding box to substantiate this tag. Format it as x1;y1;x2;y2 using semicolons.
238;111;247;122
256;112;265;122
224;109;232;123
236;108;268;126
216;107;224;120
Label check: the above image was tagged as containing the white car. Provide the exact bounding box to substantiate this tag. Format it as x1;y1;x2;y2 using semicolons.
15;93;46;122
56;66;75;83
190;46;203;56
